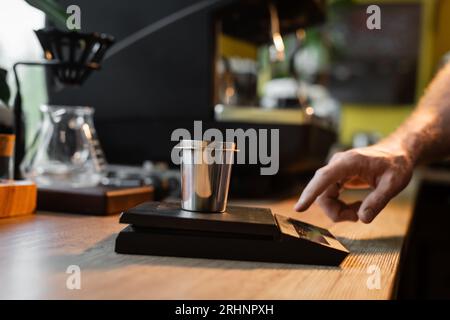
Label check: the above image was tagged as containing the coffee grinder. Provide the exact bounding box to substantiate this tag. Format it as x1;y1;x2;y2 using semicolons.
115;140;349;266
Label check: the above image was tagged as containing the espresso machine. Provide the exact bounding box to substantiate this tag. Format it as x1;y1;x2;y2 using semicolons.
47;0;337;198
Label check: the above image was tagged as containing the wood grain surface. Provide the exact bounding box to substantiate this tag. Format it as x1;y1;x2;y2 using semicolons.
0;191;413;300
0;181;36;219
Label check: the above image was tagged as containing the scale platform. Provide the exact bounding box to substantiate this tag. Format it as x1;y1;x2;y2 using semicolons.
115;201;349;266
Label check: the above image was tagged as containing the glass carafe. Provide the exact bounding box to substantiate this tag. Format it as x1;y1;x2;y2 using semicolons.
21;105;106;188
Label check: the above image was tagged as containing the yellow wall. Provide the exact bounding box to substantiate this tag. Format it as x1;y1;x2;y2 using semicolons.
218;35;257;60
434;0;450;64
341;105;415;143
340;0;447;144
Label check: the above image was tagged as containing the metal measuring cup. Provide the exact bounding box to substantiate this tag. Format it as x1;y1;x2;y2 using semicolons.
175;140;237;213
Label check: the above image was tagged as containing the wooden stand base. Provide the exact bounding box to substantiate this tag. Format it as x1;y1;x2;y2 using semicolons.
0;180;37;218
37;185;154;215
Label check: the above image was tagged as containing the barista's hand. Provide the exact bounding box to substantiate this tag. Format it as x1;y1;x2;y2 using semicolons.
294;145;414;224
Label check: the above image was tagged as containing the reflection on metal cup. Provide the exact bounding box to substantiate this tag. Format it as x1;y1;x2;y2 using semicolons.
176;140;237;213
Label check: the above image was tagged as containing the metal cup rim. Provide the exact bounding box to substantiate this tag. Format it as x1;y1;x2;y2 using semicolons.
175;140;239;152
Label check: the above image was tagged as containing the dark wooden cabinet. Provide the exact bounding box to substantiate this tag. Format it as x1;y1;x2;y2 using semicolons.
398;177;450;299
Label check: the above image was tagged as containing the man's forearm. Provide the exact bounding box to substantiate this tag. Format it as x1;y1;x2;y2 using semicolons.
295;63;450;222
380;62;450;165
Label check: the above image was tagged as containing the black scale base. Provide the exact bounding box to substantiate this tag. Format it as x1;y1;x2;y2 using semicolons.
115;202;349;266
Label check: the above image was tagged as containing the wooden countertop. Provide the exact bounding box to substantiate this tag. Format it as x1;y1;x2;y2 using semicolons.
0;192;413;300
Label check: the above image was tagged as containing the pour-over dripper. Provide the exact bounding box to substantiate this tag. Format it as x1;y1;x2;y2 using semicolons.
12;28;114;179
34;28;115;86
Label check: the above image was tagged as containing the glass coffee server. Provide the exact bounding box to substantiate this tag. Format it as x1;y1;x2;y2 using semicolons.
22;105;106;188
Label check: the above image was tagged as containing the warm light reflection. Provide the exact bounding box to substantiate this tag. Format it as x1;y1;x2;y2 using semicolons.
305;106;315;116
82;123;93;140
272;32;285;60
225;86;235;98
44;50;53;60
296;29;306;41
269;2;285;62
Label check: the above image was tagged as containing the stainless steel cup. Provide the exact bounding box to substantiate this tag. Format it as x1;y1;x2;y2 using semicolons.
176;140;237;213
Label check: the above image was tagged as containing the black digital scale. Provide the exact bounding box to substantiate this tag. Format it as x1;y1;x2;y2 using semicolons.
115;202;349;266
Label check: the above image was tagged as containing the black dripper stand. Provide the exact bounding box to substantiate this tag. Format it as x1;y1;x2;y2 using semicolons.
12;28;114;178
115;141;349;266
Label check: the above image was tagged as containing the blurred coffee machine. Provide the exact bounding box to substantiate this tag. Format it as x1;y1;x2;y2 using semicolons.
48;0;336;197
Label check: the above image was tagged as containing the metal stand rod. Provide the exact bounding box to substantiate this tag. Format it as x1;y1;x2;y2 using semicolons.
12;61;60;179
